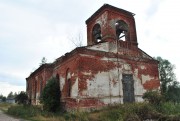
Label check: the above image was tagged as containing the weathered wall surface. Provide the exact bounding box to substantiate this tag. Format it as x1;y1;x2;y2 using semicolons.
72;47;159;108
47;41;159;110
86;5;137;47
53;54;80;98
26;41;160;109
26;65;53;105
26;4;160;111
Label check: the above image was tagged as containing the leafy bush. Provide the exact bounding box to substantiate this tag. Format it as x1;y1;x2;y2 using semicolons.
15;91;28;105
142;90;163;105
40;77;60;112
159;102;180;115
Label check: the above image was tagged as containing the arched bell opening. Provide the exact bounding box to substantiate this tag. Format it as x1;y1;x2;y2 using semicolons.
92;23;102;44
115;20;129;41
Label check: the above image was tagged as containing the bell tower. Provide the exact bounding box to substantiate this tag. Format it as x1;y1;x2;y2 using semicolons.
86;4;138;48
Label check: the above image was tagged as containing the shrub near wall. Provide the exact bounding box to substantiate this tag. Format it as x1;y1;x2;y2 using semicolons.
40;77;60;112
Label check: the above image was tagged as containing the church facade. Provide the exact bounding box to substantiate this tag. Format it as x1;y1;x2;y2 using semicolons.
26;4;160;111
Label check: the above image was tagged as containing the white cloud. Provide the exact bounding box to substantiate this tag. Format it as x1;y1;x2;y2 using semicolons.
0;82;25;97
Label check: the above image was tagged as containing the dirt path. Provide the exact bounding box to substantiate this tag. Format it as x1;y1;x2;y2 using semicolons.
0;110;26;121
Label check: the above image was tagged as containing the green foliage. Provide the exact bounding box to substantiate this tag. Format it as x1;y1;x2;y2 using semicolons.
159;102;180;115
142;91;163;105
64;111;89;121
0;103;11;112
6;103;180;121
7;105;41;118
15;91;28;104
99;103;156;121
7;91;13;98
166;81;180;103
41;77;60;112
155;56;180;103
2;97;6;102
155;56;176;94
0;94;6;102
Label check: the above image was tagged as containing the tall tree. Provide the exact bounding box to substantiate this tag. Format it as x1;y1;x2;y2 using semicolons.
166;81;180;103
41;77;60;112
15;91;28;104
7;91;14;98
0;94;6;102
155;57;176;94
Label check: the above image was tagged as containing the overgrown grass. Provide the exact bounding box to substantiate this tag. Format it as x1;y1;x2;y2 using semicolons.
0;103;13;112
7;105;41;118
158;102;180;115
98;103;156;121
6;102;180;121
7;105;89;121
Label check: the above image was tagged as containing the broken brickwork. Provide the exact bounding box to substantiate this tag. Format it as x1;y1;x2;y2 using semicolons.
26;4;160;111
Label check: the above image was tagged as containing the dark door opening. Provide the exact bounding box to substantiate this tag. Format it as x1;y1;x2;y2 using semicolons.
122;74;135;103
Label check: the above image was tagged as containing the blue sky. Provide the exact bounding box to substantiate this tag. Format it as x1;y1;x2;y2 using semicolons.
0;0;180;96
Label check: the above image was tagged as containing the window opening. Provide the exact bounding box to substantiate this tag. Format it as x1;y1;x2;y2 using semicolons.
39;76;43;97
34;80;37;99
56;74;61;91
92;24;102;43
67;79;71;97
115;20;128;41
66;69;71;97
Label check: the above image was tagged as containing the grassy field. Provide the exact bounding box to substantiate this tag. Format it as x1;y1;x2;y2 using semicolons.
2;102;180;121
0;103;13;112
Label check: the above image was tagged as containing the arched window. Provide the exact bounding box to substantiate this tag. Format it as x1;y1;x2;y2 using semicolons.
66;69;71;97
56;74;59;81
67;79;71;97
40;76;43;96
115;20;129;41
92;23;102;43
34;80;37;99
56;74;60;90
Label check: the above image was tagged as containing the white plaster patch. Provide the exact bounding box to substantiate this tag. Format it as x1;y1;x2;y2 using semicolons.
134;77;144;96
101;97;122;105
123;64;131;70
82;71;92;76
135;97;144;102
95;11;108;27
86;42;109;52
71;78;78;97
87;71;110;97
79;54;95;58
140;65;145;69
36;92;39;99
134;69;138;77
60;77;65;91
141;75;154;84
67;72;71;79
87;68;123;98
110;97;122;104
109;68;123;96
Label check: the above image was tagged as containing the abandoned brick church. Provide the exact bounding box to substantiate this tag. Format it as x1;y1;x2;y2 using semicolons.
26;4;160;110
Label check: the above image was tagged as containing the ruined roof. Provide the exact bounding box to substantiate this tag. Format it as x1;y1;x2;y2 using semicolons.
86;4;135;24
26;63;53;79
